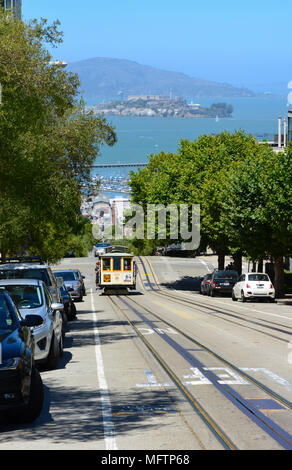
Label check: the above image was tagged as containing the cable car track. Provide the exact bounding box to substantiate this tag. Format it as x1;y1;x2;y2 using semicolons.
107;295;238;450
107;293;292;450
137;256;292;343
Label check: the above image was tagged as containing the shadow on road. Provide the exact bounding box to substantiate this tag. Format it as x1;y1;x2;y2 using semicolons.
0;383;179;445
161;275;203;292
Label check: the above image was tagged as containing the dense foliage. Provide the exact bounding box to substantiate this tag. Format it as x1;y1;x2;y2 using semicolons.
129;131;292;296
0;12;116;262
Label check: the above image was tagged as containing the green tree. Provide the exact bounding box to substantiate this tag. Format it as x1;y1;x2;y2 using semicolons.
0;11;116;261
220;145;292;297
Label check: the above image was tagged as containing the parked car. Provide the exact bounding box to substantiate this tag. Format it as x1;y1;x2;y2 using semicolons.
53;269;85;302
94;243;111;257
208;270;238;297
0;290;44;423
232;272;275;302
73;269;86;297
60;285;77;321
0;279;64;370
0;257;67;339
200;273;212;295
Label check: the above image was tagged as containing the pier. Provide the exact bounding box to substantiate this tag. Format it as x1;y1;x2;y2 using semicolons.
91;163;148;169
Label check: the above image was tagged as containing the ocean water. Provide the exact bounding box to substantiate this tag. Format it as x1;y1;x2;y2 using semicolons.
93;96;289;183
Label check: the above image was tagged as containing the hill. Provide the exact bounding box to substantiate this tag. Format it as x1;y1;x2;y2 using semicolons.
68;57;255;103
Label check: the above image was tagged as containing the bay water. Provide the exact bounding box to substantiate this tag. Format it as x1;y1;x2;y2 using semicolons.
93;95;289;196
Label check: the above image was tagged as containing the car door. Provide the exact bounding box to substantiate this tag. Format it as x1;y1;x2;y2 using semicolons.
43;284;62;349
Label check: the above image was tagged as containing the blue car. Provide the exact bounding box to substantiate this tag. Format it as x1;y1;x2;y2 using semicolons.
0;291;44;423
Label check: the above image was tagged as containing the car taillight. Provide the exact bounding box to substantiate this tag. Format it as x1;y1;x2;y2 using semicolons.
206;280;210;284
213;281;216;286
270;283;274;289
246;283;251;288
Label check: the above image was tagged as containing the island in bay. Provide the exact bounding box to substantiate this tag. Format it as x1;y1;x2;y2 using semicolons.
88;95;233;118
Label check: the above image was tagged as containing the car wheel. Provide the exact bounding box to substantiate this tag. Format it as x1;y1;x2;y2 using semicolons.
211;289;215;297
232;290;237;301
44;334;61;370
241;290;247;302
59;333;64;357
6;366;44;424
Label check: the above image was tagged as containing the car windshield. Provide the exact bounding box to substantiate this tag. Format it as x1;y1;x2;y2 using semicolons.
214;271;238;280
54;271;78;281
2;285;43;310
0;295;15;331
0;268;51;286
248;274;269;282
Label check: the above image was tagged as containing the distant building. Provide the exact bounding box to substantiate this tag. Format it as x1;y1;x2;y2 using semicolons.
127;95;171;102
288;109;292;144
260;114;290;153
110;197;131;226
0;0;22;17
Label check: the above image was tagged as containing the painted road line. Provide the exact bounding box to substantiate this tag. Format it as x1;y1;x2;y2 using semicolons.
91;294;118;451
198;259;213;273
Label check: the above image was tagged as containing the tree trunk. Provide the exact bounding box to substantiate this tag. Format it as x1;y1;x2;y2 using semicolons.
257;258;263;272
217;251;225;270
233;253;242;276
252;261;257;272
274;256;285;298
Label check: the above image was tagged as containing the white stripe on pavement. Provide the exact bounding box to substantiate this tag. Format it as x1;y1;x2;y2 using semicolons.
91;293;118;450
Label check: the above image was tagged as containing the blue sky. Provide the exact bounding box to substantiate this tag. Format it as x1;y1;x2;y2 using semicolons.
22;0;292;92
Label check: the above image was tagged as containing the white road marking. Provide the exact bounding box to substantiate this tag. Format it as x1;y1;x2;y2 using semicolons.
136;367;290;388
91;294;118;450
198;259;213;273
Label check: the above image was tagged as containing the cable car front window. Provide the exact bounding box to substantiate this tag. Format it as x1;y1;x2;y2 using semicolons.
103;259;111;271
124;259;132;271
113;258;121;271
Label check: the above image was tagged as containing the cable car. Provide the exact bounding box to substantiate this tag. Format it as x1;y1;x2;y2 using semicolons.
98;252;137;292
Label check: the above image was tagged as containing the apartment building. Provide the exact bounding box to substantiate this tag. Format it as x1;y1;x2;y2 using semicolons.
0;0;21;17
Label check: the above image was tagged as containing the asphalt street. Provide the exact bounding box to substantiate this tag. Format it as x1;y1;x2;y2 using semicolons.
0;253;291;450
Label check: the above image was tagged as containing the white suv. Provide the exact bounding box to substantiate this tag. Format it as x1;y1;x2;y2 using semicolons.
232;272;275;302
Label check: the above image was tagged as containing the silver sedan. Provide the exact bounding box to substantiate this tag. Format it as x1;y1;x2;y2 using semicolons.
0;279;64;370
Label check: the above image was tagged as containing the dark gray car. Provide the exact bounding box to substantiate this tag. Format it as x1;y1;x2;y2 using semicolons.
200;273;212;295
53;269;85;302
208;270;238;297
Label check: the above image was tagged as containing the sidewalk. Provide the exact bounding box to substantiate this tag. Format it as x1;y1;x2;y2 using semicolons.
276;294;292;306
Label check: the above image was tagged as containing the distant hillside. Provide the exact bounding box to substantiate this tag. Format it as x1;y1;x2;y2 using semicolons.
68;57;255;103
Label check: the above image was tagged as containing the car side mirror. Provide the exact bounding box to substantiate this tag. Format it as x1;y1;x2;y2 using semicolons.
82;276;85;279
51;302;64;311
56;277;64;288
20;315;43;327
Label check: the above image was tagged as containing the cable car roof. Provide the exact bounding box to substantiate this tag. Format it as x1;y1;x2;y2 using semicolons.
99;253;134;258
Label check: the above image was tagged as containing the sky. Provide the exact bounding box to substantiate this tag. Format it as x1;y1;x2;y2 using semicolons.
22;0;292;93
